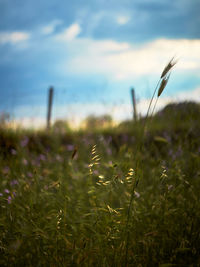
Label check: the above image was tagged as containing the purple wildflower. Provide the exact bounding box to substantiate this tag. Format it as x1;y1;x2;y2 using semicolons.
168;185;173;191
27;172;33;178
39;154;46;161
66;144;74;151
20;136;29;147
22;158;28;165
4;189;10;194
10;180;19;186
11;149;17;155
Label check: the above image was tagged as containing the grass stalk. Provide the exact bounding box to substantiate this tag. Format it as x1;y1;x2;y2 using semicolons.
145;79;161;123
124;58;177;265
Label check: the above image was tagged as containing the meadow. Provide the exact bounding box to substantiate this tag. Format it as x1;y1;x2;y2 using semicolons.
1;60;200;266
0;100;200;267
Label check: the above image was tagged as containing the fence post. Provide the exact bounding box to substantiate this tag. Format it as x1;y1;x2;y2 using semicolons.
131;88;137;121
47;87;54;129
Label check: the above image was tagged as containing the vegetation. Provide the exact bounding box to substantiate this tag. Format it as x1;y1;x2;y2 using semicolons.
0;59;200;266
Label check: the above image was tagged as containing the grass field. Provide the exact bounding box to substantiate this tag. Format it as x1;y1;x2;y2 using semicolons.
0;100;200;266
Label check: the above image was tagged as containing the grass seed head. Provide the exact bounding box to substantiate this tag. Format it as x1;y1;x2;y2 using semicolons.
157;73;171;97
161;57;177;79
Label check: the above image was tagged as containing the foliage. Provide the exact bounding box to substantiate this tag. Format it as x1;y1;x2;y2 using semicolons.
84;114;113;130
52;119;71;134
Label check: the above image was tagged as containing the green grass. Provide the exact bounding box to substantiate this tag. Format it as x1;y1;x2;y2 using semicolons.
0;101;200;266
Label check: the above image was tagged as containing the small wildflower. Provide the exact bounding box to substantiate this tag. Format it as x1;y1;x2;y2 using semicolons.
134;191;140;198
27;172;33;178
66;144;74;151
20;136;29;147
39;154;46;161
4;189;10;194
11;149;17;155
22;158;28;165
10;180;19;186
168;184;173;191
0;193;3;197
108;161;113;166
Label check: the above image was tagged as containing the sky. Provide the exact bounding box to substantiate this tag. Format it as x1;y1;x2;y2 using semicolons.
0;0;200;127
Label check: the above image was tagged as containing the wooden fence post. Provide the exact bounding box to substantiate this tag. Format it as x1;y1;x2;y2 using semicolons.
131;88;137;121
47;87;54;129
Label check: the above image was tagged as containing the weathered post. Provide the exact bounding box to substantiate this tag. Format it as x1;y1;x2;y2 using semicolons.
131;88;137;121
47;87;54;129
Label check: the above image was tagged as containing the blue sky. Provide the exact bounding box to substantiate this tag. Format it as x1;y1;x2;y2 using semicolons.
0;0;200;127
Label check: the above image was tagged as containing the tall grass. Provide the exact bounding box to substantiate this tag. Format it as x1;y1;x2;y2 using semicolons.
1;60;200;266
124;58;177;266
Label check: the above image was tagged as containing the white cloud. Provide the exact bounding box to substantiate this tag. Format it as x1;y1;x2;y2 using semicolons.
58;38;200;81
174;86;200;102
0;31;30;45
55;23;81;41
116;15;130;25
67;38;130;53
40;20;62;35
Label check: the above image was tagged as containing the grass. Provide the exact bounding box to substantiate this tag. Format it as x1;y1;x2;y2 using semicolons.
0;60;200;265
0;103;200;266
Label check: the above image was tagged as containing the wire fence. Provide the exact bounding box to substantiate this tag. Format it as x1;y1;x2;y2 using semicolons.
1;84;198;129
0;86;134;128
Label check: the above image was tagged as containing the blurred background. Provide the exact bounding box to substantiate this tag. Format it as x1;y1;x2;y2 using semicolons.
0;0;200;128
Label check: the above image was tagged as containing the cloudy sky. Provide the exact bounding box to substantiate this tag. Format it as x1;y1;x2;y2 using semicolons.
0;0;200;126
